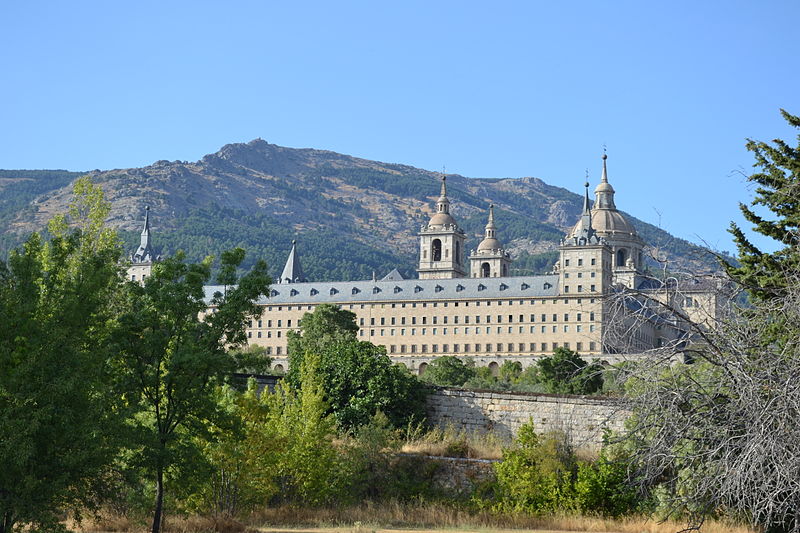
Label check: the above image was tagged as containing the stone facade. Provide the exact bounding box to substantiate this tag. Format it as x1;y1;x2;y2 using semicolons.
426;387;628;450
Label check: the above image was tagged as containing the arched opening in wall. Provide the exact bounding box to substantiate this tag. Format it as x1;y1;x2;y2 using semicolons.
455;241;461;264
418;362;428;376
481;262;491;278
432;239;442;262
616;248;627;267
273;364;284;374
488;361;499;377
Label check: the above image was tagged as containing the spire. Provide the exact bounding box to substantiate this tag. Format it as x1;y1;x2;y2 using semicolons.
436;174;450;214
279;240;306;284
485;204;496;239
594;151;617;210
581;175;593;232
132;206;156;263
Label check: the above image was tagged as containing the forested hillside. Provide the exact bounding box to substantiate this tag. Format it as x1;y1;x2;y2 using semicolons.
1;140;723;280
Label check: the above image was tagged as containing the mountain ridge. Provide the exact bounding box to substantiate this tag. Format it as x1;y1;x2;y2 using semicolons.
0;140;723;280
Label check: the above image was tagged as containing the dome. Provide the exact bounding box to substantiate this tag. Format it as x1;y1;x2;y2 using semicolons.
570;209;637;238
595;181;615;194
477;237;502;251
429;212;457;226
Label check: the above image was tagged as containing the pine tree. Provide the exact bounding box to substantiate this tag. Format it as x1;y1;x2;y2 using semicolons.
727;109;800;299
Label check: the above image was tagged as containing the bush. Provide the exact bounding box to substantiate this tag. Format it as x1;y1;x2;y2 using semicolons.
492;423;576;514
420;356;477;387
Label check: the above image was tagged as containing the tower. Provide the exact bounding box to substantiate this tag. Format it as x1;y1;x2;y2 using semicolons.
127;206;160;282
278;240;307;283
417;176;467;279
469;204;512;277
567;152;645;288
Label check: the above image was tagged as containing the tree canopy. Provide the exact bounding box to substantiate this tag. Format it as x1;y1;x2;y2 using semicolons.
727;109;800;299
0;177;125;533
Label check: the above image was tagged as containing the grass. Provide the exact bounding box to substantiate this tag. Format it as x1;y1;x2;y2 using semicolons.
77;502;756;533
398;425;506;460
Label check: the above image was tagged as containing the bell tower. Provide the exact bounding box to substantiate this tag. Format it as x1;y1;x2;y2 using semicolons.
469;204;512;277
417;176;467;279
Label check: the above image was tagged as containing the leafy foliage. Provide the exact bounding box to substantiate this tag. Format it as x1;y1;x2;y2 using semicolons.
112;249;270;533
727;109;800;300
491;422;640;517
286;304;426;430
420;356;477;387
0;177;124;533
530;347;604;395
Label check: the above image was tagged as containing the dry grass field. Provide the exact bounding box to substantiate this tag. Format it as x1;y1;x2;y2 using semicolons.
78;502;756;533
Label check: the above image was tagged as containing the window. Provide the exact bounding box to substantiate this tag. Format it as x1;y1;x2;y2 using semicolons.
422;344;428;353
591;284;596;291
564;286;569;293
565;259;570;266
401;345;407;353
276;347;282;355
564;313;569;321
432;344;438;353
443;344;449;352
576;342;583;351
552;314;557;321
411;345;417;353
370;317;375;325
432;239;442;261
391;317;396;325
578;258;583;266
486;343;492;352
541;314;546;322
577;285;583;292
541;342;547;351
475;343;481;352
464;344;471;352
390;345;396;353
258;319;262;328
589;342;596;351
591;258;596;265
577;313;582;321
380;317;385;325
590;312;595;321
359;318;365;326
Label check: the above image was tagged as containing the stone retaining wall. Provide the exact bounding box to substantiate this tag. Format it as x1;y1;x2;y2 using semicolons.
427;387;628;450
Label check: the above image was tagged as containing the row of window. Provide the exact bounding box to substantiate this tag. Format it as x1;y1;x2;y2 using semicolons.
357;312;596;327
562;284;597;293
248;311;598;330
388;341;597;354
263;298;598;313
358;324;596;337
564;258;596;267
256;342;598;357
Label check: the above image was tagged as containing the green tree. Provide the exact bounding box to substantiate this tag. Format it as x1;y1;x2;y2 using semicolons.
0;177;124;533
533;347;603;395
286;303;358;385
113;249;269;533
727;109;800;300
492;422;576;514
286;304;426;430
420;356;476;387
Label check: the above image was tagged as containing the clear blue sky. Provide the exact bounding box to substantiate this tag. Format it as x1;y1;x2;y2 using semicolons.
2;1;798;255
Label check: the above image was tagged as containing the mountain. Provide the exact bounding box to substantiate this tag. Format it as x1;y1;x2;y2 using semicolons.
0;140;724;280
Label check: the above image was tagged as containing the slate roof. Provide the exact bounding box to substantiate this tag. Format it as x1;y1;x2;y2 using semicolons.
204;274;561;306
